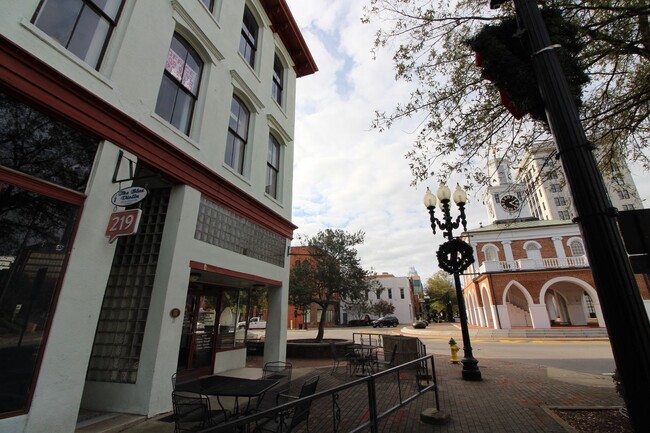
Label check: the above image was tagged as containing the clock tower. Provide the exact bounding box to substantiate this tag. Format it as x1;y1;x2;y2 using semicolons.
484;153;535;224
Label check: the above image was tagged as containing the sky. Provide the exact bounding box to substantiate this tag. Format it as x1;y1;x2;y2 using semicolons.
284;0;650;282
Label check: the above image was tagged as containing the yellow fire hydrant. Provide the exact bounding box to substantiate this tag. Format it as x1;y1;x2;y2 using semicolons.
449;338;460;364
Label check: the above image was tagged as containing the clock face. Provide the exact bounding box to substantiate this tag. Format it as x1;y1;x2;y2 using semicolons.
500;194;521;212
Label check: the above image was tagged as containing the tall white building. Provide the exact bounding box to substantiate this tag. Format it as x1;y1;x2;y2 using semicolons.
0;1;316;432
515;143;643;221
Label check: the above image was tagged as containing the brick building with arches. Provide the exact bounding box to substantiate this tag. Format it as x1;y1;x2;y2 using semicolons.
459;152;650;330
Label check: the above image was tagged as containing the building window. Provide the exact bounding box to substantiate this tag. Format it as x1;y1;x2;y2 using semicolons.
400;288;405;299
569;239;585;256
225;96;250;174
584;292;597;318
484;245;498;262
550;183;561;193
554;196;567;206
617;190;631;200
388;289;392;299
239;6;258;68
622;204;635;211
266;135;280;198
272;55;284;105
559;210;571;220
33;0;123;69
201;0;215;12
155;34;203;135
524;242;542;260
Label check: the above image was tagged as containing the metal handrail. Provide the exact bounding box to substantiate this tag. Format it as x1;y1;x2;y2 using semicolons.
198;355;439;433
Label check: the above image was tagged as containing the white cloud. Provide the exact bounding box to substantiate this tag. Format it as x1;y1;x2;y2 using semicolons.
285;0;650;281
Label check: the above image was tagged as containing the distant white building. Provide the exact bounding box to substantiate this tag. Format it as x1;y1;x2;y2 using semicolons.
368;273;416;324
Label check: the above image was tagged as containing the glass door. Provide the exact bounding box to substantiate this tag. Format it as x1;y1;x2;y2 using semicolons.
177;292;217;376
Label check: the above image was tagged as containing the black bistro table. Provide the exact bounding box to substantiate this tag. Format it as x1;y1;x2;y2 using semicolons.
350;344;379;376
178;375;279;416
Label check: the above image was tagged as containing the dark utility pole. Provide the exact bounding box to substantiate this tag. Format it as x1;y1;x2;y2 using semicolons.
490;1;650;430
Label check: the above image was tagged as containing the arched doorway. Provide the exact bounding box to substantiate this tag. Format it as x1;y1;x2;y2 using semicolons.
541;278;602;327
504;285;532;327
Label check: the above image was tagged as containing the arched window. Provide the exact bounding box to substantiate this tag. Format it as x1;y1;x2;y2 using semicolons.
239;6;258;68
483;245;498;262
266;135;281;198
155;33;203;135
225;96;250;174
272;54;284;105
569;239;585;256
524;241;542;260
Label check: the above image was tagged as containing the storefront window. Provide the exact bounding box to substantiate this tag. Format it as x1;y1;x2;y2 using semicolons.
216;289;248;349
0;92;98;192
0;184;79;414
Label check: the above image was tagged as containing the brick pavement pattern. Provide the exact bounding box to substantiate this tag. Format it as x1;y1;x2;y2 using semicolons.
122;354;623;433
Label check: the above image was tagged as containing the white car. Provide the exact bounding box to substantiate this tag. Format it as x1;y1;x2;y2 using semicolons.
237;316;266;329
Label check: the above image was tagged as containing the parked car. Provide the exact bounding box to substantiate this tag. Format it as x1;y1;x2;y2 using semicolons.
371;315;399;328
237;317;267;329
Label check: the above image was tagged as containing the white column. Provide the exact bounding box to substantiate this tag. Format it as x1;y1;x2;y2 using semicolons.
552;236;566;257
496;304;511;329
529;304;552;328
502;241;514;261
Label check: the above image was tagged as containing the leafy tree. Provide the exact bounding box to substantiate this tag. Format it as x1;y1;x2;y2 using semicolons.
289;229;374;341
362;0;650;188
426;271;457;320
371;299;396;317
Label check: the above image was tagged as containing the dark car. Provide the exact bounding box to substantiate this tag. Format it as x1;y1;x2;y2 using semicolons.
372;315;399;328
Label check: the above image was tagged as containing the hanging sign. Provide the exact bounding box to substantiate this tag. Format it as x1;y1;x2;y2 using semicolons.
111;186;148;207
105;209;142;243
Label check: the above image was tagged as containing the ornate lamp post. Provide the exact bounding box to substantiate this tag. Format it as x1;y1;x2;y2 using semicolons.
424;184;482;381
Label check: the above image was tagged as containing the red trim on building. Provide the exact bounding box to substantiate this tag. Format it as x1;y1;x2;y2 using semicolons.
0;166;86;206
189;260;283;287
0;35;297;238
261;0;318;77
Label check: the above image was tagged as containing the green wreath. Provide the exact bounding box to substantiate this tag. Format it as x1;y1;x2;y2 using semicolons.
466;8;589;125
436;239;475;274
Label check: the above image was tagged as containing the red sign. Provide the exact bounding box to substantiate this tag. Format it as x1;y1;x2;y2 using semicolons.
105;209;142;243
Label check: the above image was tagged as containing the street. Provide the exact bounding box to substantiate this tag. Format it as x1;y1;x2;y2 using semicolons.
282;324;616;376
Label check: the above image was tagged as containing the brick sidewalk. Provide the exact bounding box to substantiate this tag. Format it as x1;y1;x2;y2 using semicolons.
121;354;622;433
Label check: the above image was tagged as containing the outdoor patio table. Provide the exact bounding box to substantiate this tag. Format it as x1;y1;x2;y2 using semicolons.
197;375;279;416
350;344;379;376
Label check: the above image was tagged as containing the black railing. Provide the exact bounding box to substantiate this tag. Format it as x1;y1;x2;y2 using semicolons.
198;355;439;433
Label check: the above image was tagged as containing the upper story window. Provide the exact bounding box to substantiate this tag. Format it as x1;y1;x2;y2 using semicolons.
483;245;498;262
554;196;567;206
524;242;542;260
622;204;635;211
387;289;392;299
617;189;631;200
155;34;204;135
226;96;250;174
272;55;284;105
559;210;571;220
201;0;215;12
550;183;561;193
266;135;281;198
400;288;405;299
239;6;258;68
32;0;123;69
569;239;585;256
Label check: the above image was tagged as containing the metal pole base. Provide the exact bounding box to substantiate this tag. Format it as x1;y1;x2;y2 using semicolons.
461;357;482;381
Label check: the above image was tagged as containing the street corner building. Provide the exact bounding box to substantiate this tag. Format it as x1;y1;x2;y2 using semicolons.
459;150;650;331
0;1;316;432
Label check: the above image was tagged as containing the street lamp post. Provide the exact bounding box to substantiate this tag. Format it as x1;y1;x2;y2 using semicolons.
424;184;482;381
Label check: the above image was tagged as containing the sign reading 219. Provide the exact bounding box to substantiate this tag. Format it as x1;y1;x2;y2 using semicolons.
105;186;148;243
